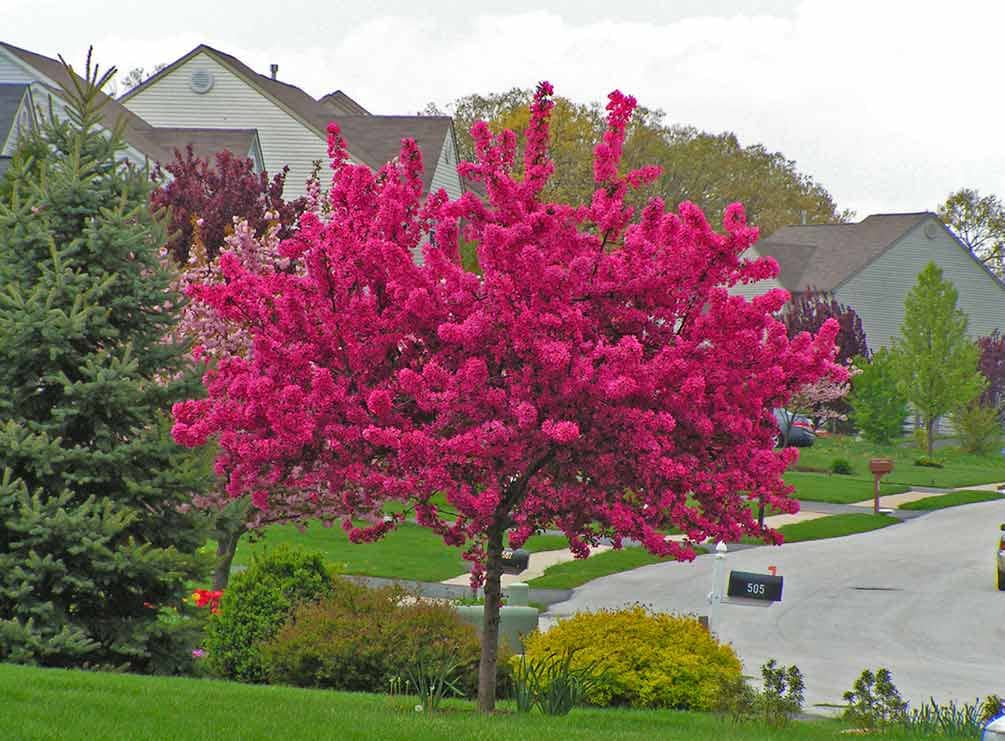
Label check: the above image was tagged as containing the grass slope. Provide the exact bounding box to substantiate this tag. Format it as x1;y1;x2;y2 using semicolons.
231;524;573;583
0;663;854;741
898;490;1005;511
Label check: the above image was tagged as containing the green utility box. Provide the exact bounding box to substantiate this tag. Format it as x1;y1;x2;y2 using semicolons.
455;582;539;653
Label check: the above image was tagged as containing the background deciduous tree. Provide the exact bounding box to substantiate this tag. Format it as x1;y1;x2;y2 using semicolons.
849;349;909;445
444;88;851;237
781;292;870;366
890;263;985;457
937;188;1005;275
173;84;841;712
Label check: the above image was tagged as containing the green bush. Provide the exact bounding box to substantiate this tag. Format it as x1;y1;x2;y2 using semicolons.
521;606;741;710
263;580;494;698
842;667;907;729
204;546;333;683
953;401;1003;456
849;350;908;444
830;458;854;475
715;659;804;727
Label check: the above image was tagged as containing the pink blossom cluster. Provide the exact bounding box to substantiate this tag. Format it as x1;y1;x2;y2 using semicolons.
173;83;842;578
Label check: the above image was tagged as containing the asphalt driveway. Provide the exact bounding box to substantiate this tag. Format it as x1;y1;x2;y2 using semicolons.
545;500;1005;711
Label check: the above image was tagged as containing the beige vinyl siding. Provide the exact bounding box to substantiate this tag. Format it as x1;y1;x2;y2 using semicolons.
728;244;785;300
835;217;1005;350
428;129;462;199
122;52;325;198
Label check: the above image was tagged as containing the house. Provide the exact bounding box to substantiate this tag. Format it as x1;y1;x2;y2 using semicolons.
736;212;1005;349
0;83;34;178
0;41;265;172
118;44;463;200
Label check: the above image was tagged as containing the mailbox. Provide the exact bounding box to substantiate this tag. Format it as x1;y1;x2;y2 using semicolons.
727;570;783;603
869;458;894;476
500;548;530;575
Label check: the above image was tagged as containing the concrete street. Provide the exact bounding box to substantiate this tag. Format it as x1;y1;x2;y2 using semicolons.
546;499;1005;711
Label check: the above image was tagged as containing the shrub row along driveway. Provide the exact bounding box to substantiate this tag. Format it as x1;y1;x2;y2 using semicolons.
547;499;1005;712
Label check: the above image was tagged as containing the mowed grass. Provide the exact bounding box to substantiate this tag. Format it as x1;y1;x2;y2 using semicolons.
0;663;856;741
783;471;909;504
795;435;1005;488
898;490;1005;511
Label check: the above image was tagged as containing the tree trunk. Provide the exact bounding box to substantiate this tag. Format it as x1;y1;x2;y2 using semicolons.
926;417;936;458
212;526;241;591
477;524;505;713
757;496;765;529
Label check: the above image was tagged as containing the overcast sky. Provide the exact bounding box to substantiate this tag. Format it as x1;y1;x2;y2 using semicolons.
4;0;1002;219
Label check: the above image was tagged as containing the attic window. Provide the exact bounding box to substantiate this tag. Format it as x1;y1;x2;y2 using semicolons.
190;69;215;94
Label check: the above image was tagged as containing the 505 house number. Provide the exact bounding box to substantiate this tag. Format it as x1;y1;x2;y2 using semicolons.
727;570;784;602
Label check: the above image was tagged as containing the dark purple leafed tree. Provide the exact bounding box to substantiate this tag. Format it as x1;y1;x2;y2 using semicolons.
782;291;869;365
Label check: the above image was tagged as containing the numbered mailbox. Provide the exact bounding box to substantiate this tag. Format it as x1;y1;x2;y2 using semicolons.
500;548;530;575
727;570;783;604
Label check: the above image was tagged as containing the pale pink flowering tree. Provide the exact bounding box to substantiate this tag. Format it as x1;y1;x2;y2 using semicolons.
172;83;842;711
162;214;305;588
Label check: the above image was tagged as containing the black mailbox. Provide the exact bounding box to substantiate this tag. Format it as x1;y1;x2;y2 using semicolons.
500;548;530;575
727;570;783;603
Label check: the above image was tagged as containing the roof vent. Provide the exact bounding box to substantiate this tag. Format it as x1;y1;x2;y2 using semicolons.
270;64;279;80
190;69;214;94
924;223;939;239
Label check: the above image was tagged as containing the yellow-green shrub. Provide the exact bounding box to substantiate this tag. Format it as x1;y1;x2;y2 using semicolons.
521;606;741;709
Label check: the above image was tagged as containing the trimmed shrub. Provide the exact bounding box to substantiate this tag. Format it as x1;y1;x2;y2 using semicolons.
262;581;499;698
521;606;741;710
204;546;333;683
953;400;1002;456
830;458;854;475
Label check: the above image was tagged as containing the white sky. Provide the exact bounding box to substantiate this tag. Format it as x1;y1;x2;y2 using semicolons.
4;0;1002;219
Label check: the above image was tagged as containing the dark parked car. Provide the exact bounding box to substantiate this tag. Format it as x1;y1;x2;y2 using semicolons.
773;408;815;448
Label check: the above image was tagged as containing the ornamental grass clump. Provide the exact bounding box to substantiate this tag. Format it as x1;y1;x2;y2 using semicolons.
521;605;741;709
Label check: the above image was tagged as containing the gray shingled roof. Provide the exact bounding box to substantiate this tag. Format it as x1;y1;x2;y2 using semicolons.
755;213;932;292
0;83;28;149
319;90;369;116
145;127;260;163
317;113;452;189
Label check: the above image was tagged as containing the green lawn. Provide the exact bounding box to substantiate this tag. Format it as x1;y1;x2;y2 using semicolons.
527;546;705;590
770;513;900;544
784;471;909;504
898;490;1005;511
795;436;1005;488
0;663;857;740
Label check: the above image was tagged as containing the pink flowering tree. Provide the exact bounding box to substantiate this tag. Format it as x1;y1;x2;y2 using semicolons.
172;83;841;711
